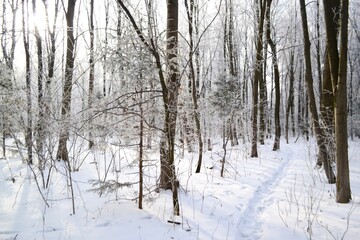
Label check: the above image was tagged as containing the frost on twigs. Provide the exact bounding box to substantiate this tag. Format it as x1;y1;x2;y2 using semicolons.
88;179;135;196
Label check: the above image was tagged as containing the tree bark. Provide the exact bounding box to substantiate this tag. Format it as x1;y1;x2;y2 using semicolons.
88;0;95;149
56;0;76;161
185;0;203;173
161;0;180;215
335;0;351;203
22;0;33;164
285;48;295;143
251;0;267;158
299;0;336;183
42;0;59;122
265;0;281;151
32;0;45;167
116;0;180;214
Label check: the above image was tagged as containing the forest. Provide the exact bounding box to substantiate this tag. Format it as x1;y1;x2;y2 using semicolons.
0;0;359;239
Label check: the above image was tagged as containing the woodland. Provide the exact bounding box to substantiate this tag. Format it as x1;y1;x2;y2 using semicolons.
0;0;360;239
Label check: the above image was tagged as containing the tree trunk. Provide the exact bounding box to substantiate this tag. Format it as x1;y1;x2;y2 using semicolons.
138;90;144;210
285;49;295;144
299;0;336;183
334;0;351;203
265;0;281;151
22;0;33;164
43;0;59;123
32;0;45;167
88;0;95;149
160;0;180;215
251;0;267;158
56;0;76;161
185;0;203;173
116;0;180;215
320;49;335;164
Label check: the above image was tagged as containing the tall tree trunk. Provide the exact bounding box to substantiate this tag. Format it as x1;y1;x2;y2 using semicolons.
285;49;295;143
42;0;59;122
185;0;203;173
320;0;340;166
334;0;351;203
251;0;267;158
259;40;267;145
1;0;18;71
161;0;180;215
1;0;19;157
22;0;33;164
265;0;281;151
32;0;45;167
88;0;95;149
320;49;335;163
56;0;76;161
315;0;322;98
322;0;340;91
299;0;336;183
138;90;144;210
116;0;180;215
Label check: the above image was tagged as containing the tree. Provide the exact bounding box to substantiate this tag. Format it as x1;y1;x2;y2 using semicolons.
1;0;19;157
251;0;267;158
299;0;336;183
32;0;45;167
265;0;281;151
22;0;33;164
320;0;340;167
323;0;351;203
42;0;60;122
88;0;95;149
56;0;77;161
115;0;180;215
184;0;203;173
162;0;180;215
1;0;19;71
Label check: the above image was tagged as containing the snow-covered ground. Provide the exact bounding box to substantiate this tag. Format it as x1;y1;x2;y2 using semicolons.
1;137;359;240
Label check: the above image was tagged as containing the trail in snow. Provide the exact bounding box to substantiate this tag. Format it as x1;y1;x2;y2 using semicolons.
236;149;292;240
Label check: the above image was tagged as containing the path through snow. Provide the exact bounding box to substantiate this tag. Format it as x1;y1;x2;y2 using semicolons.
236;148;292;239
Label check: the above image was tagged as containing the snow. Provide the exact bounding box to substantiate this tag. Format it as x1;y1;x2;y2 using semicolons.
1;138;359;240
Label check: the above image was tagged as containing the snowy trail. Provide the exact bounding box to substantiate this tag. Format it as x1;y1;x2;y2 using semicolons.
235;150;292;240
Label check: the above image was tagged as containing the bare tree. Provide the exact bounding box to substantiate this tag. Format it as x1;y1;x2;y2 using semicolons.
88;0;95;149
32;0;45;167
184;0;203;173
265;0;281;151
22;0;33;164
115;0;180;215
56;0;77;161
299;0;336;183
323;0;351;203
42;0;60;120
251;0;267;158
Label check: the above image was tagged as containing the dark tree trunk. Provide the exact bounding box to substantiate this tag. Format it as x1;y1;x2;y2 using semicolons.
56;0;76;161
42;0;59;121
320;49;335;163
265;0;281;151
299;0;336;183
285;49;295;144
138;90;144;210
323;0;351;202
32;0;45;167
185;0;203;173
88;0;95;149
251;0;267;158
22;0;33;164
116;0;180;215
159;0;180;215
334;0;351;203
